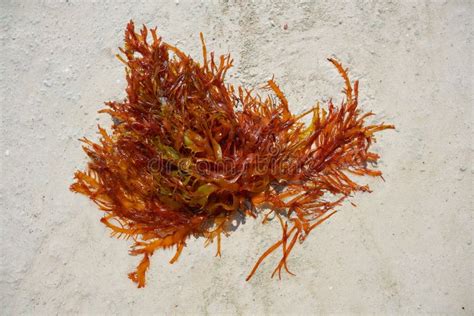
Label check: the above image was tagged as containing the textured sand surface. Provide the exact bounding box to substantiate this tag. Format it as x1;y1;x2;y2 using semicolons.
1;0;472;314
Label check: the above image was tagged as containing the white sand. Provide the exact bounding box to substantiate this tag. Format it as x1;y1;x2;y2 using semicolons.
1;0;472;314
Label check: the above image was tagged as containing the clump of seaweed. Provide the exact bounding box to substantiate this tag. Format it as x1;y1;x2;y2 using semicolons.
71;21;394;288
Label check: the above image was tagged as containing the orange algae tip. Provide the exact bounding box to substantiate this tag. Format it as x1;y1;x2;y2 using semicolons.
70;20;394;288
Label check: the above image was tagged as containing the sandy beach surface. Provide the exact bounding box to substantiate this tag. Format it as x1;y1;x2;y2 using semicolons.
1;0;472;314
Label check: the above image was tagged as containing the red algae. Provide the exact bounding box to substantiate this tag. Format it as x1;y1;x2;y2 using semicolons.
70;21;394;288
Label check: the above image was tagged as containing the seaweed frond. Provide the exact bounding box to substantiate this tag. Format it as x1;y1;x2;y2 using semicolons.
71;21;394;287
